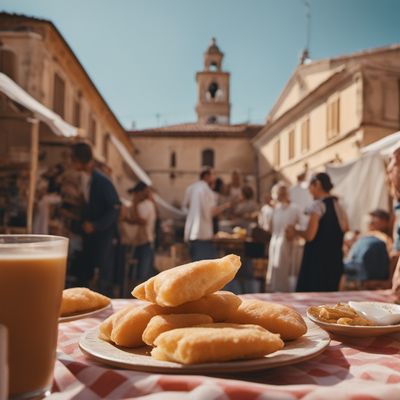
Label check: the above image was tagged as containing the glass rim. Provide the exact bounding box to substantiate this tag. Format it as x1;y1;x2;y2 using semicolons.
0;235;68;248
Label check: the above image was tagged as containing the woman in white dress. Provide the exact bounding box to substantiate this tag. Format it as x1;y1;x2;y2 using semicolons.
266;181;301;292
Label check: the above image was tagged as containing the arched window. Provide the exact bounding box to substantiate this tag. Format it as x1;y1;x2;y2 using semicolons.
0;49;17;80
170;151;176;168
207;115;217;124
201;149;214;168
210;62;218;71
208;82;219;99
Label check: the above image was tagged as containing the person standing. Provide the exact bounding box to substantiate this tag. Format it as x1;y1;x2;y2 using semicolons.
70;142;120;296
125;181;157;284
266;182;301;292
258;192;274;232
183;168;229;261
227;170;242;201
289;172;313;229
287;173;348;292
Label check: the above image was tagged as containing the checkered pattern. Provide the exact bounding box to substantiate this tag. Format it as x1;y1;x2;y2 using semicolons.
49;291;400;399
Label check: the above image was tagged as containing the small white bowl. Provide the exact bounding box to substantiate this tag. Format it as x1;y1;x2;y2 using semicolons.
348;301;400;326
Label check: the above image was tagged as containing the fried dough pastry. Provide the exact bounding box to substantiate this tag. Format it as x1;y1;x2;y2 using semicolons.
309;303;374;326
151;323;284;364
60;287;110;317
132;254;241;307
99;303;164;347
164;291;241;322
227;299;307;341
142;314;213;346
99;291;241;348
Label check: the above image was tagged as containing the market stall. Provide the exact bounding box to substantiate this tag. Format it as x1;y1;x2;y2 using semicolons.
326;131;400;231
0;72;78;233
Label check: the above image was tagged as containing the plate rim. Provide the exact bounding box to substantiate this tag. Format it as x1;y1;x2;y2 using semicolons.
78;321;331;374
59;303;112;323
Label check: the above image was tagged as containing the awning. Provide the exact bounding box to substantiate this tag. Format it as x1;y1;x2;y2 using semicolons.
109;135;152;185
0;72;78;138
361;130;400;156
109;135;185;218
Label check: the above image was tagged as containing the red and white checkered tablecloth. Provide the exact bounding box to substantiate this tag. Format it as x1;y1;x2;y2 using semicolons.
49;290;400;400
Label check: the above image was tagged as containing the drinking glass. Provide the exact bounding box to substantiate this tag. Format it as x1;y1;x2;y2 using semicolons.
0;235;68;399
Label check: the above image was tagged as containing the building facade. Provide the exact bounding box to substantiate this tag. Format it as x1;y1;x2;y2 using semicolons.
253;45;400;196
129;39;261;208
0;13;136;194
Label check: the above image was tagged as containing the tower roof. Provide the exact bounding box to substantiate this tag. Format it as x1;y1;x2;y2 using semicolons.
206;37;222;55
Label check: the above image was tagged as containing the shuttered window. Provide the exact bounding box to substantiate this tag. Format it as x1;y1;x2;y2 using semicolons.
73;99;81;127
0;49;17;80
273;139;280;167
89;116;97;145
327;97;340;140
288;129;295;160
301;118;310;152
53;73;65;118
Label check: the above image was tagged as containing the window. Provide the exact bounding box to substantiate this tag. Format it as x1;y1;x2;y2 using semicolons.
301;117;310;153
89;116;97;145
207;116;217;124
53;73;65;117
327;97;340;140
103;133;110;161
208;82;219;99
288;129;295;160
73;98;81;127
202;149;214;168
273;139;280;167
0;49;17;80
170;151;176;168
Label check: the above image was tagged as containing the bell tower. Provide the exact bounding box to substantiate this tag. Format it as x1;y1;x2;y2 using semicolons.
195;38;230;124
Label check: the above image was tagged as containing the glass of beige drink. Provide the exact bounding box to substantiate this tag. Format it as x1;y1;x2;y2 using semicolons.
0;235;68;399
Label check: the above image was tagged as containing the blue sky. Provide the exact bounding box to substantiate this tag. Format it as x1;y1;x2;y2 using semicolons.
1;0;400;129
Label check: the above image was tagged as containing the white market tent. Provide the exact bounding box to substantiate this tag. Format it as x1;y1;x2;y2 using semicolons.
1;72;185;225
0;72;78;138
0;72;79;232
326;131;400;231
109;135;186;219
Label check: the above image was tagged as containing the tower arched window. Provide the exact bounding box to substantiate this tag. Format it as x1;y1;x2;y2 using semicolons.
209;62;218;71
170;151;176;168
201;149;214;168
208;82;219;99
0;49;17;80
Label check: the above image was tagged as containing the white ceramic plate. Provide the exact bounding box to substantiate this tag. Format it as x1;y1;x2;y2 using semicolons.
59;303;112;323
79;320;330;374
307;306;400;337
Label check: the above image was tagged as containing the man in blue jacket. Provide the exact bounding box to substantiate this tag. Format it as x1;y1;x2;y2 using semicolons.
71;142;120;295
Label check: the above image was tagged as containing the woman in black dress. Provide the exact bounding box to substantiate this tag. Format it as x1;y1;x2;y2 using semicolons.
287;173;348;292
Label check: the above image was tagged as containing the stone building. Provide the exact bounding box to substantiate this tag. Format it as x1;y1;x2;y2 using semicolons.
0;12;136;194
129;39;261;207
253;44;400;196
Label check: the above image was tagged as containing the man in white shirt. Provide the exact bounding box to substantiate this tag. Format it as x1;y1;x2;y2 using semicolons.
183;168;230;261
126;181;157;283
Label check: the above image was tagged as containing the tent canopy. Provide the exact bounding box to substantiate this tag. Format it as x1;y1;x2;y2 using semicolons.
109;135;186;218
0;72;78;138
362;131;400;156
